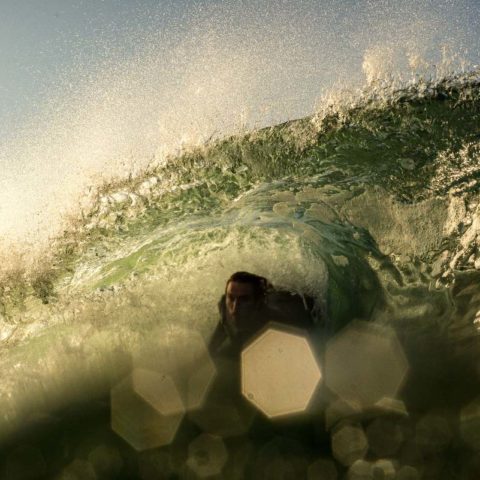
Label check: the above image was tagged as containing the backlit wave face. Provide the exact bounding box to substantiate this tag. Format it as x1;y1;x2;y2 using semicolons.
0;0;478;244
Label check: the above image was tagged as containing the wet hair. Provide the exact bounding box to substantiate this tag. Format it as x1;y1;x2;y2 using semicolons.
225;271;271;299
218;272;271;321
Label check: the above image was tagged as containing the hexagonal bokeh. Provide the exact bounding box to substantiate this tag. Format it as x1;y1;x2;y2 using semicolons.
325;396;408;432
241;326;321;418
186;433;228;478
133;329;216;411
396;465;420;480
325;321;409;409
372;459;396;479
331;422;368;466
374;397;408;416
189;396;255;438
325;399;362;431
347;459;372;479
57;459;97;480
111;369;185;451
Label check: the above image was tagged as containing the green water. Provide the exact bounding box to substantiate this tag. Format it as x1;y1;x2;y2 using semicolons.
0;72;480;479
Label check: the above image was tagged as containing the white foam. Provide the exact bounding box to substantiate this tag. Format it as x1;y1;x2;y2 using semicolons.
1;0;478;246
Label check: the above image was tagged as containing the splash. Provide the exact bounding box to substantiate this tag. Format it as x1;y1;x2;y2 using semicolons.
1;0;478;246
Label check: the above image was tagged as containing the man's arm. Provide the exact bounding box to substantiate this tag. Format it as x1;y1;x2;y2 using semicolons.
208;322;227;355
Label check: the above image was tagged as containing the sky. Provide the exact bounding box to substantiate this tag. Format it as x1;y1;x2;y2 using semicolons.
0;0;479;243
2;0;478;137
0;0;187;136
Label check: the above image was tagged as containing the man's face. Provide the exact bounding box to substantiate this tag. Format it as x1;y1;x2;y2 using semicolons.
225;281;260;328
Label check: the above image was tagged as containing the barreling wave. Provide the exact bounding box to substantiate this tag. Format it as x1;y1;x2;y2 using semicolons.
2;69;479;318
0;68;479;465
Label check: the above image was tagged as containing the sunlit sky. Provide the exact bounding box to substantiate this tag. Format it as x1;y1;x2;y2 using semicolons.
0;1;188;136
2;0;478;136
0;0;479;242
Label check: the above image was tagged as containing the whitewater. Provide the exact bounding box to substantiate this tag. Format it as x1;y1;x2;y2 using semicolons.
1;1;480;478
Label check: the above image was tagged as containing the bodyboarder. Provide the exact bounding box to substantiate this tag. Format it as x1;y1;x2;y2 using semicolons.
208;271;316;356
